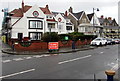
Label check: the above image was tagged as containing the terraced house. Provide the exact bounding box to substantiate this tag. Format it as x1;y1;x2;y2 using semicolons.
98;16;120;38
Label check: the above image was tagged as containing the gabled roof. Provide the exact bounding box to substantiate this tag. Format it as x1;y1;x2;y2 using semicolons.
40;7;52;14
87;13;94;21
72;11;84;20
9;5;52;17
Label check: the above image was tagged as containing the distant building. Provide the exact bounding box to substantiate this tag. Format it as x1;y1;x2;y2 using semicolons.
98;15;119;38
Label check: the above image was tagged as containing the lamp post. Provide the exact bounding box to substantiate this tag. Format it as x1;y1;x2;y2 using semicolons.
93;8;99;26
93;8;99;36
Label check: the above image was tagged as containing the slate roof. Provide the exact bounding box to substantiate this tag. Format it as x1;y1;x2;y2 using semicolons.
87;13;94;21
72;11;84;19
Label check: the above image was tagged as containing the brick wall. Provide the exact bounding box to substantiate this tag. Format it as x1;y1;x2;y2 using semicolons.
8;39;91;51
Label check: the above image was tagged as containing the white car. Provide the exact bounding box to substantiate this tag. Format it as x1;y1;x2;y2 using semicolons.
90;37;107;46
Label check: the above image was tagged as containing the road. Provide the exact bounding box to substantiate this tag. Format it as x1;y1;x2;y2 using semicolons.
0;39;119;80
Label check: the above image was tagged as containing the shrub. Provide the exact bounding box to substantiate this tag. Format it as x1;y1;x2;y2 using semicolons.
42;32;59;42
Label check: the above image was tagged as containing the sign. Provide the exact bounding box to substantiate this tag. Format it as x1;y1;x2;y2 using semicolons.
58;18;62;22
33;11;39;17
65;36;69;40
48;42;59;50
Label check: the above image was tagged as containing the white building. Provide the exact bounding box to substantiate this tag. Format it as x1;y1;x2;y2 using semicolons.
54;12;74;34
3;2;61;41
118;1;120;26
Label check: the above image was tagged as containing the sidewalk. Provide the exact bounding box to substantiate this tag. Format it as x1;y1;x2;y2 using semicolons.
1;43;96;55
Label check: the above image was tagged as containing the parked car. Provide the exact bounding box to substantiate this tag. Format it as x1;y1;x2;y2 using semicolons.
113;38;120;44
106;38;115;45
90;37;107;46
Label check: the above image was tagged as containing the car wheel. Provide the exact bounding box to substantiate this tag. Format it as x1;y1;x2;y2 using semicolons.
99;42;102;46
105;42;107;46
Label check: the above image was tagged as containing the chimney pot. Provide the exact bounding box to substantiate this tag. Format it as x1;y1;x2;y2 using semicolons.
65;11;68;16
46;5;49;9
101;15;104;18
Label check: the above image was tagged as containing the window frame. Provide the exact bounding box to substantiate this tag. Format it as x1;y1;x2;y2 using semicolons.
29;20;43;29
66;26;72;30
29;32;42;40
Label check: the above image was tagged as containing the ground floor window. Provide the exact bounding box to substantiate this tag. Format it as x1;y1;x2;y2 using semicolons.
29;32;42;40
66;26;72;30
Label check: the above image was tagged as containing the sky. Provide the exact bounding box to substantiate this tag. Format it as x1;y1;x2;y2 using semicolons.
0;0;119;30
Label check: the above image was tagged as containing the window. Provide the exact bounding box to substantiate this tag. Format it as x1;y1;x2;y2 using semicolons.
48;23;55;28
66;26;72;30
58;25;62;29
29;20;43;29
29;32;42;40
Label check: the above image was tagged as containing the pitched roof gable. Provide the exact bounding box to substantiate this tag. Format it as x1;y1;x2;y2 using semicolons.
87;13;94;21
40;7;52;14
9;5;52;17
72;11;84;20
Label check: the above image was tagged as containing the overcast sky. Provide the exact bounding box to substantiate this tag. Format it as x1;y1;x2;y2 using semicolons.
0;0;119;29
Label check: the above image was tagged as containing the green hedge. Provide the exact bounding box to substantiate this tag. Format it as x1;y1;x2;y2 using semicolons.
41;32;59;42
42;32;97;42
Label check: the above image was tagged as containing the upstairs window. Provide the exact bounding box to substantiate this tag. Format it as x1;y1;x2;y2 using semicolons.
29;20;43;29
48;23;55;28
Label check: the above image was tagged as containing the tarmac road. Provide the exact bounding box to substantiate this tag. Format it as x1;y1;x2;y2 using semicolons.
0;39;119;80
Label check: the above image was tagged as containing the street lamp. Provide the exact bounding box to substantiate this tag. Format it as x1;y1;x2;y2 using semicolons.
93;8;99;36
93;8;99;26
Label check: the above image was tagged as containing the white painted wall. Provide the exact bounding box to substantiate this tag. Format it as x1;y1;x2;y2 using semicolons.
11;5;45;39
118;1;120;26
55;13;74;34
91;13;100;26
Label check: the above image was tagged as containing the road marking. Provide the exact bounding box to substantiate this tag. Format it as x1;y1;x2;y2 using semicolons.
24;57;32;59
13;58;24;61
111;64;118;70
58;55;92;65
0;69;35;79
33;55;43;58
43;55;50;57
100;52;104;54
2;60;11;63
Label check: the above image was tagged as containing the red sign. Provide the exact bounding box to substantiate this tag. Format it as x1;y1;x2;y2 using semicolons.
33;11;39;17
48;42;59;50
58;18;62;22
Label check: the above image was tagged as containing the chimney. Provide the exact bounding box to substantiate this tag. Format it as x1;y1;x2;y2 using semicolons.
108;17;112;20
65;11;68;16
22;0;24;15
101;15;104;19
46;5;49;9
69;7;73;13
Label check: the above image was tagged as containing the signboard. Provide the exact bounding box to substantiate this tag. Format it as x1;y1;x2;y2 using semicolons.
48;42;59;50
65;36;69;40
33;11;39;17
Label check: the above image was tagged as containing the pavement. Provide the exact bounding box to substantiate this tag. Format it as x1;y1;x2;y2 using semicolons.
1;42;96;55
